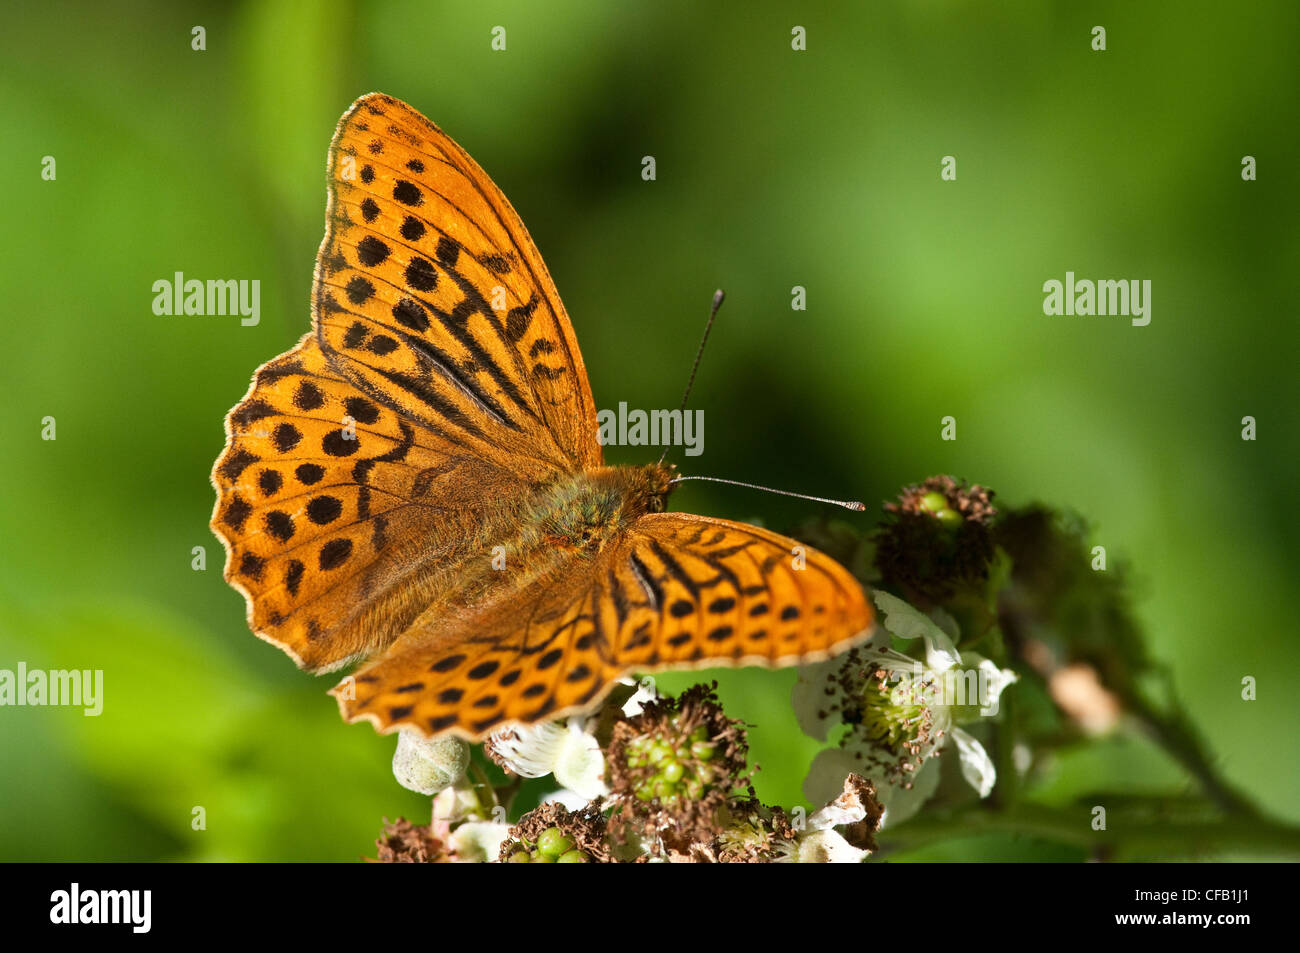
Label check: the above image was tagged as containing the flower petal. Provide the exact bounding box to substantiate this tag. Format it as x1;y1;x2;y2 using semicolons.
450;821;511;863
951;726;997;797
802;747;862;806
970;657;1019;717
432;778;485;824
620;677;659;717
540;788;592;811
792;659;840;742
871;591;962;672
874;757;941;828
807;773;879;832
788;829;869;864
551;722;609;799
804;746;939;829
487;721;570;779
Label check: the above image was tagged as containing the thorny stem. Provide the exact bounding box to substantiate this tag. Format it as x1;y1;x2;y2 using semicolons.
1121;676;1258;818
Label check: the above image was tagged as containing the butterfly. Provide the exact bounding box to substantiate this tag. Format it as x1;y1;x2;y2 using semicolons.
210;93;874;741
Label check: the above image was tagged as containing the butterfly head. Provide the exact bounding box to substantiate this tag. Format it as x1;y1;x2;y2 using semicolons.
639;461;677;514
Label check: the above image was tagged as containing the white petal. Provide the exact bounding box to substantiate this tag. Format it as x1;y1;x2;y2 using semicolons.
620;677;659;717
971;657;1018;717
487;721;569;778
551;722;609;799
791;660;840;742
805;746;939;829
871;591;962;672
807;801;862;831
540;788;592;811
789;829;869;864
874;758;941;828
450;822;511;863
807;783;870;831
929;607;961;643
432;779;482;823
802;747;862;806
951;726;997;797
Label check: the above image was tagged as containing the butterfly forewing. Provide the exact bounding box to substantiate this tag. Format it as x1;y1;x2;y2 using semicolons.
313;93;601;474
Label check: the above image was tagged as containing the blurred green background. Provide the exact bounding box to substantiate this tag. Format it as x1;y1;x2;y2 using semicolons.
2;0;1296;861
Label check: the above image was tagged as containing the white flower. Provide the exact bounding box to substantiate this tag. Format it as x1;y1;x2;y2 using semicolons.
485;677;658;801
449;821;511;863
431;779;510;863
488;718;608;799
431;778;484;823
619;677;658;717
794;591;1017;826
785;829;868;863
778;774;880;864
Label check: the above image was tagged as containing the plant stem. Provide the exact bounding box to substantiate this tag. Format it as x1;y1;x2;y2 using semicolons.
1120;678;1257;818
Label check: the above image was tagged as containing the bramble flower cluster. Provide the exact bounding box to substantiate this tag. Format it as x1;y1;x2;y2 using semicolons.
377;678;886;862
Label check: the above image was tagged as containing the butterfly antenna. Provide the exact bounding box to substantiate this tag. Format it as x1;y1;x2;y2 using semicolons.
670;475;866;512
658;289;725;466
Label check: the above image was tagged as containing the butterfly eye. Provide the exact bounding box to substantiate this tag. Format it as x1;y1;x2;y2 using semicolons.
649;497;665;513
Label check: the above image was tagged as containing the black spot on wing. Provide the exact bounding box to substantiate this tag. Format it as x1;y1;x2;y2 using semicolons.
220;449;259;481
231;401;275;427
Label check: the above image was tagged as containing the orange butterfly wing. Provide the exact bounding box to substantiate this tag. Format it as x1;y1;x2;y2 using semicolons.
211;333;537;672
334;514;874;740
313;92;600;472
211;92;599;672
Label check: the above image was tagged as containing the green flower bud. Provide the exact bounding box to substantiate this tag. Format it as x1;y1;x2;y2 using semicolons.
935;507;962;530
536;826;575;858
921;491;948;513
391;730;470;795
690;741;716;760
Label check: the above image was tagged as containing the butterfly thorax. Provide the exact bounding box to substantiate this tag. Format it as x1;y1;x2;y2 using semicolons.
443;462;676;610
531;462;675;551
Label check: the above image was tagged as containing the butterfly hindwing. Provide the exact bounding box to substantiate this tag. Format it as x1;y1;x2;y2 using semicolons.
602;513;874;671
332;513;873;740
333;555;621;739
313;92;601;475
